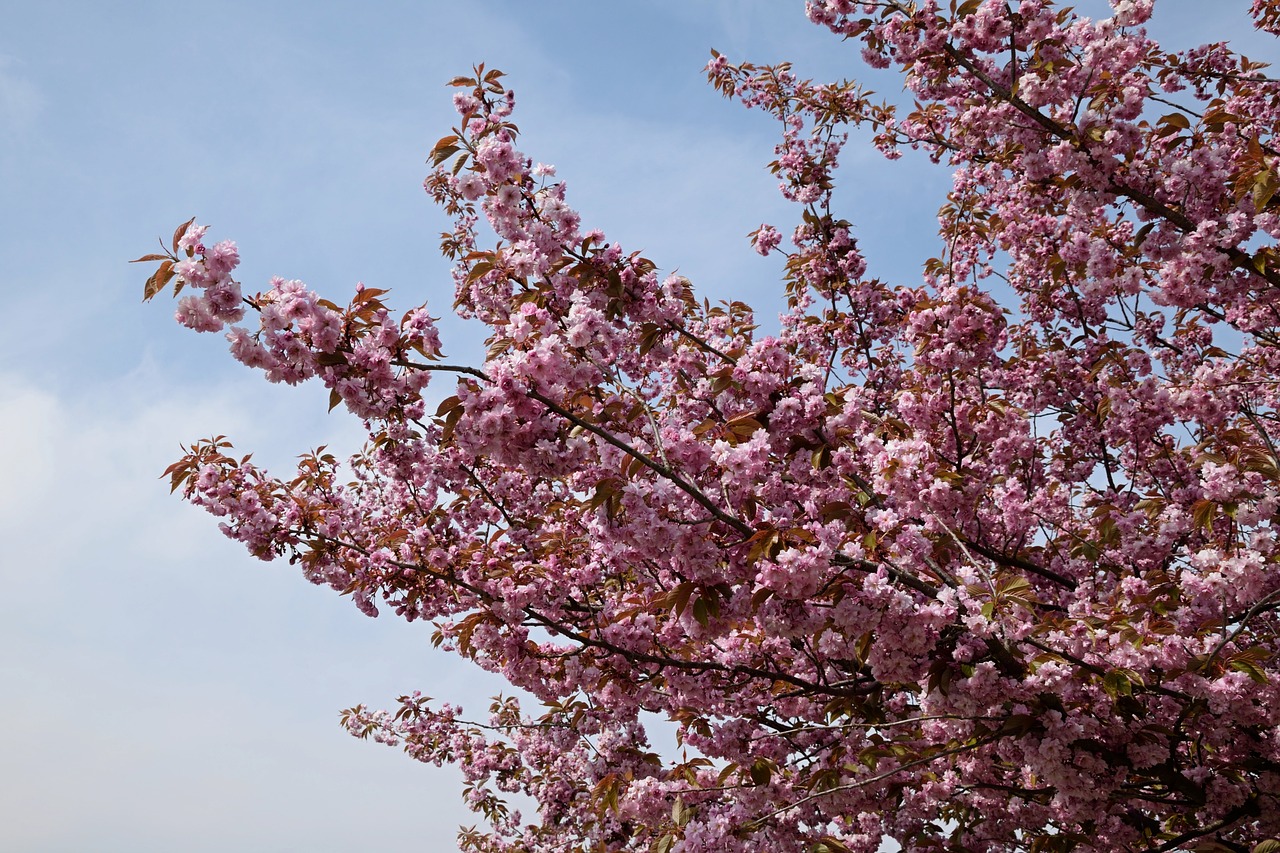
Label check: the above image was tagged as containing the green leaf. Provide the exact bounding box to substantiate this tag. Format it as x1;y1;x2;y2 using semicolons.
1229;657;1269;684
1253;169;1280;212
812;444;832;469
692;596;710;626
1103;668;1141;698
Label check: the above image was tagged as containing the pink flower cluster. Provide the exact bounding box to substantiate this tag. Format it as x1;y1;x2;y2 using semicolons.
149;8;1280;850
171;226;245;332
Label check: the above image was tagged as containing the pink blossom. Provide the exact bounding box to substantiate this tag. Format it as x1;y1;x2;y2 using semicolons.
147;13;1280;850
751;223;782;255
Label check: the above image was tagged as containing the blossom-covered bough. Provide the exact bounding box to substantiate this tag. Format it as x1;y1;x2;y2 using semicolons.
140;1;1280;850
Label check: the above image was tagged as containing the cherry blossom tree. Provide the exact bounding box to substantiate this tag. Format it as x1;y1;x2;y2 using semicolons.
139;1;1280;850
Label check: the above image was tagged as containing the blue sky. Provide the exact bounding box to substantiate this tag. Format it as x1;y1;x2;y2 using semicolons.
0;2;1274;851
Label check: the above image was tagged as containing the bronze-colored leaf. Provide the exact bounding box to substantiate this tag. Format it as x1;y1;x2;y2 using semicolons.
143;260;175;301
171;216;196;253
434;395;461;417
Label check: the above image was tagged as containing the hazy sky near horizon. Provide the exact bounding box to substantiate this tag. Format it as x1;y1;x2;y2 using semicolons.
1;3;1275;851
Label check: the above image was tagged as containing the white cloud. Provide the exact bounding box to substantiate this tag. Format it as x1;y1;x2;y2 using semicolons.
0;368;511;851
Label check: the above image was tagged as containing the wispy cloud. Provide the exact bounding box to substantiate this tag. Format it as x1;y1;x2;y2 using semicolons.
0;369;504;851
0;55;42;133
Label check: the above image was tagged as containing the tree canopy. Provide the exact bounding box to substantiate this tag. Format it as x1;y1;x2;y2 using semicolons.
141;2;1280;850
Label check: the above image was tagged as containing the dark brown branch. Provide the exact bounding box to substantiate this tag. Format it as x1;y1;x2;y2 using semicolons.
905;14;1280;291
960;537;1078;590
